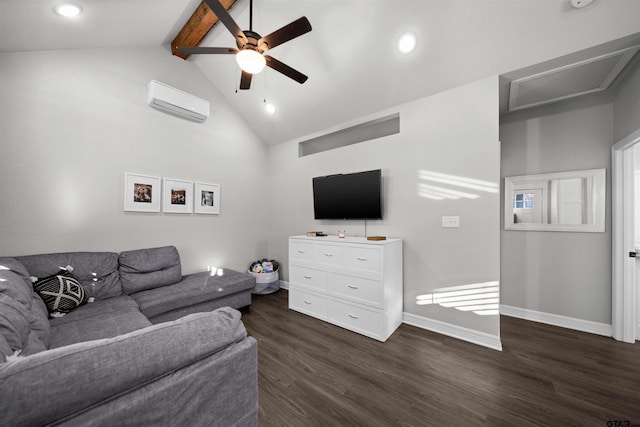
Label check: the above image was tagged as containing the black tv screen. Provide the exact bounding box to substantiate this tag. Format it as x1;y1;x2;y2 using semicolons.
312;169;382;220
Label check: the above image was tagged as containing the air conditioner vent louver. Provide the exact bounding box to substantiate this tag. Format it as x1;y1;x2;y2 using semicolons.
146;80;209;123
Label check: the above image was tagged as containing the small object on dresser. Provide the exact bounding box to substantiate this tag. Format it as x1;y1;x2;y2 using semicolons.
367;236;386;241
306;231;327;237
338;229;346;238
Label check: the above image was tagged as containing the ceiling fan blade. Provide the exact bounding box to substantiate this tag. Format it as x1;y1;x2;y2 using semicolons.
264;55;308;84
177;47;238;55
259;17;312;51
239;70;252;90
203;0;246;42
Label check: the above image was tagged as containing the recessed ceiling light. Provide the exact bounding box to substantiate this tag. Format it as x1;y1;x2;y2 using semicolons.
265;102;276;115
397;32;417;54
570;0;595;8
54;3;82;17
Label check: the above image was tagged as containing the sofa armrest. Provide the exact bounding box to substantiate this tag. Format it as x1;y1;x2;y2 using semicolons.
0;307;251;426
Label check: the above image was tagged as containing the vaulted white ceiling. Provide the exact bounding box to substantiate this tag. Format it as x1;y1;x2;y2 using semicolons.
2;0;640;145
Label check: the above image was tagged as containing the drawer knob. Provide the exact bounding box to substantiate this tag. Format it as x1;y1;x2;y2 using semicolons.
324;253;333;257
356;257;367;261
304;300;312;305
304;275;312;279
348;314;359;319
348;285;359;289
298;249;306;253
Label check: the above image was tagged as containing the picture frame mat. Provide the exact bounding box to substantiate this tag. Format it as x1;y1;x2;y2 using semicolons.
124;173;161;212
194;182;220;214
162;178;193;213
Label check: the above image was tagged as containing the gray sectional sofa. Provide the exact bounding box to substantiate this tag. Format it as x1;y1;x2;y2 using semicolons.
0;245;258;426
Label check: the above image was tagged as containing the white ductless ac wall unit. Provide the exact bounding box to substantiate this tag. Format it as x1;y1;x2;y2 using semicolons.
146;80;210;123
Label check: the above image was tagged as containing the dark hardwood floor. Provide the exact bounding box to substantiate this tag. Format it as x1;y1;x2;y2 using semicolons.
241;289;640;426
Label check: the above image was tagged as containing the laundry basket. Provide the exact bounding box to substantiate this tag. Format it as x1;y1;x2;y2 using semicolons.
248;259;280;295
249;269;280;295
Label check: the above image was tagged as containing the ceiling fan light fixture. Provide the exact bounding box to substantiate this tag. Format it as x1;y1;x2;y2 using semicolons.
178;0;311;89
236;49;266;74
397;32;417;54
53;3;82;17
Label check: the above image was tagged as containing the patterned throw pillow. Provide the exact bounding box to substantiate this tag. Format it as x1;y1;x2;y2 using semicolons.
33;270;87;315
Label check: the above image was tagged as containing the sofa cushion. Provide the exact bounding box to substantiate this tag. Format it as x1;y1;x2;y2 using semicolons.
49;295;152;348
0;294;30;355
21;329;48;356
119;246;182;294
0;334;11;363
0;259;35;307
131;269;255;319
0;294;48;359
0;307;250;426
16;252;122;300
0;260;51;357
29;294;51;347
0;257;32;282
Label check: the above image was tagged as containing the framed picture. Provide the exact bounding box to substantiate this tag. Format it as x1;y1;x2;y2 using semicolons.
124;173;161;212
194;182;220;214
162;178;193;214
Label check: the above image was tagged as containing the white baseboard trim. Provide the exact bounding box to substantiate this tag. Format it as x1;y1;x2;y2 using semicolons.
500;304;612;337
402;312;503;351
279;280;289;290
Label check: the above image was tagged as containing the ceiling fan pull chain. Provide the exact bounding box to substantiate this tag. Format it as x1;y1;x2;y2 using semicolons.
249;0;253;31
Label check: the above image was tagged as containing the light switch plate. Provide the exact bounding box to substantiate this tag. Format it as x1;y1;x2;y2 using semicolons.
442;216;460;228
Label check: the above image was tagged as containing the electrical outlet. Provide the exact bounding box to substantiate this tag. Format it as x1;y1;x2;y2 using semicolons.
442;216;460;228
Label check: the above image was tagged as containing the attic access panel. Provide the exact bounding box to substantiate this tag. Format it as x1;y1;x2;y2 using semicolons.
508;45;640;112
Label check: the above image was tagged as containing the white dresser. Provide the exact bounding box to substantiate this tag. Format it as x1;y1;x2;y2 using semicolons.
288;235;403;342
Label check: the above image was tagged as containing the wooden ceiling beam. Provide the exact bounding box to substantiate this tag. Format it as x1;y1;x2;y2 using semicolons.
171;0;239;60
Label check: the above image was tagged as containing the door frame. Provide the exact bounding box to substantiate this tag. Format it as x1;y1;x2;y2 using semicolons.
612;128;640;343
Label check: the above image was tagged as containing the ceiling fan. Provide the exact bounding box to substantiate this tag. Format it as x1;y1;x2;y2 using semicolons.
177;0;312;90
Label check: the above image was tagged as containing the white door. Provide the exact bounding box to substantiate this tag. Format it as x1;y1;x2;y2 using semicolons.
635;167;640;339
636;257;640;340
612;128;640;343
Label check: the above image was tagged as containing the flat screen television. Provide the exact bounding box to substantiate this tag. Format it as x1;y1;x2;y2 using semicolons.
312;169;382;220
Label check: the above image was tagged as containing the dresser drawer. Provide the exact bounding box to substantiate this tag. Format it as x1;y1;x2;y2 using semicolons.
328;273;382;307
314;243;343;267
290;288;327;319
289;240;314;262
290;266;327;291
328;300;384;339
343;246;381;272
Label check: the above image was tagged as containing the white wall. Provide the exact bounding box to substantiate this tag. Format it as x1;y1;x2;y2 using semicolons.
500;94;614;324
613;56;640;142
0;46;269;273
267;76;501;339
